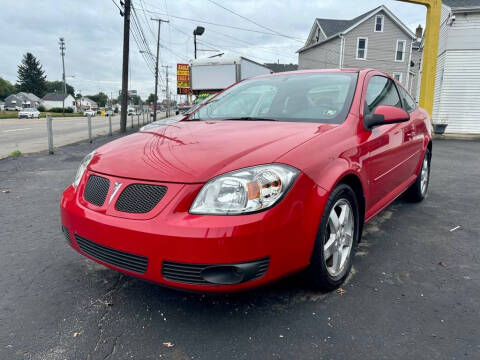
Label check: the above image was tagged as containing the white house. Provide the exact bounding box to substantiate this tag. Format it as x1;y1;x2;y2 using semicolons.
42;93;77;111
431;0;480;134
78;97;98;111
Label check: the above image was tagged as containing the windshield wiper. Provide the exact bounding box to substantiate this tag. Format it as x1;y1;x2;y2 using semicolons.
223;117;278;121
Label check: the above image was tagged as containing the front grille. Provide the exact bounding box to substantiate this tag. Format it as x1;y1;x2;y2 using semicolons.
115;184;167;213
75;234;148;274
83;175;110;207
62;226;71;244
162;258;270;285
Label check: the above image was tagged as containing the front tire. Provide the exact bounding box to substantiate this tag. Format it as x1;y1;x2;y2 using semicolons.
308;183;360;291
406;148;431;202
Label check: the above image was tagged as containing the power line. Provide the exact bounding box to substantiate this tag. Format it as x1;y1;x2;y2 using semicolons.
206;0;304;43
136;4;307;41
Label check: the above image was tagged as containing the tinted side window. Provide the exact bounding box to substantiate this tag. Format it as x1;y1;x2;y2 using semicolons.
397;86;417;112
364;76;402;115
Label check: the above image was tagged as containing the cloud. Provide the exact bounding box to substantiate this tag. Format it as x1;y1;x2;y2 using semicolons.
0;0;426;99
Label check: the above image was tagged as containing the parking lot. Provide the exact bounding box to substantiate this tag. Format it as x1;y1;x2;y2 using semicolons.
0;137;479;359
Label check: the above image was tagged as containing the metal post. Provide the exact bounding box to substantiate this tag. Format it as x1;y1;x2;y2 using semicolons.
120;0;131;132
151;18;169;123
108;113;112;136
131;114;133;128
137;114;140;127
46;115;54;155
87;114;92;143
142;111;145;125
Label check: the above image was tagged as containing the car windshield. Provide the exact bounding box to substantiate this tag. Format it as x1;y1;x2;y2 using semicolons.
187;72;358;124
185;94;215;115
24;108;35;111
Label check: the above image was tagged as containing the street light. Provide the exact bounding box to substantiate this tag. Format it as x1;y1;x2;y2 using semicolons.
193;26;205;59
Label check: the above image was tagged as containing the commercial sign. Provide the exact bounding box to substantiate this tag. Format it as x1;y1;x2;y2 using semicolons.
177;63;192;95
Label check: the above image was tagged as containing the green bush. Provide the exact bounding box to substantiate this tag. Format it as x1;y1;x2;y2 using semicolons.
37;105;46;112
48;107;74;113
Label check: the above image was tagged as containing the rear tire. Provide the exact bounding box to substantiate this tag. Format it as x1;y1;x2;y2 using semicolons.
308;183;360;291
406;148;431;202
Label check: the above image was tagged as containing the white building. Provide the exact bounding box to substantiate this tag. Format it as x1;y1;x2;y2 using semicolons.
42;93;77;111
431;0;480;134
78;97;98;111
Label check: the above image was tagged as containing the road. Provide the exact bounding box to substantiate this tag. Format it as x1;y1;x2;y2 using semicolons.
0;113;162;158
0;138;479;359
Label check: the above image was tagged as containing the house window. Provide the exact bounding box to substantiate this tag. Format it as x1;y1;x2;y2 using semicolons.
375;15;384;32
393;72;403;82
356;37;368;60
395;40;406;61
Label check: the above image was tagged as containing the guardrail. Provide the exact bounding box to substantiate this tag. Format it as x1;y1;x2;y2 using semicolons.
45;112;151;155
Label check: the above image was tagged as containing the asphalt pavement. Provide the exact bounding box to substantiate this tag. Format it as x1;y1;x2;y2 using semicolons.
0;136;479;359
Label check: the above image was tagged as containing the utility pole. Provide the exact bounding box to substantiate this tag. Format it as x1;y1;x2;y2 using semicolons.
161;65;172;117
59;38;67;116
151;18;169;122
120;0;131;133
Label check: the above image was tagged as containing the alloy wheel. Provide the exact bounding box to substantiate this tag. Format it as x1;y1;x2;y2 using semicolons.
420;156;429;196
323;199;355;277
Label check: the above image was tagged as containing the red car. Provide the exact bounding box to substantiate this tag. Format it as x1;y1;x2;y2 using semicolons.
61;69;432;292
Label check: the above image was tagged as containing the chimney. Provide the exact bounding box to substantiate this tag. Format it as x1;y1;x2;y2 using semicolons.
416;25;423;39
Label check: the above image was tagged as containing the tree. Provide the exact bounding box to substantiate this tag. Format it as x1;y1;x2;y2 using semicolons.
131;95;142;105
86;92;109;107
0;77;16;100
16;53;46;96
146;93;156;104
45;80;75;96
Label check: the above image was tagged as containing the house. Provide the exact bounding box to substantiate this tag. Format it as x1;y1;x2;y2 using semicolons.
78;97;98;111
42;93;77;111
264;63;299;73
297;5;422;97
4;92;42;110
430;0;480;134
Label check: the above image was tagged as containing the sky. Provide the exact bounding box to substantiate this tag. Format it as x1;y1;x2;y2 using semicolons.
0;0;426;100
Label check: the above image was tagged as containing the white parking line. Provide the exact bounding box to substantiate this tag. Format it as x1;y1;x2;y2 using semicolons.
3;128;32;133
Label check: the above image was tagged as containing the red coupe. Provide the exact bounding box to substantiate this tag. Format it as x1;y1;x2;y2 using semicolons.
60;69;432;292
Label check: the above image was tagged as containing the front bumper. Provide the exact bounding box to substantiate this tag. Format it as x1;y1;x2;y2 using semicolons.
60;170;328;292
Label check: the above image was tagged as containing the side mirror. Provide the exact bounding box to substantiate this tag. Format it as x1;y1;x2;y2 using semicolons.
364;105;409;130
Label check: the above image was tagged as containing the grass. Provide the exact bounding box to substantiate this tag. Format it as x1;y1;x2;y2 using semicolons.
9;150;21;157
0;111;83;119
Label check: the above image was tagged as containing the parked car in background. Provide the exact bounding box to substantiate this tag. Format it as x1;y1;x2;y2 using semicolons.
104;110;114;116
18;108;40;119
127;107;135;116
61;69;432;293
83;109;96;117
6;106;22;111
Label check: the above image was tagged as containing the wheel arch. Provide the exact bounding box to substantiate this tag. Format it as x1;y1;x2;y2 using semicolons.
336;173;366;238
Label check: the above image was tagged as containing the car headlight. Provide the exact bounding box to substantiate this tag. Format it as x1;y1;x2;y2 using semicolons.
190;164;299;215
73;151;95;188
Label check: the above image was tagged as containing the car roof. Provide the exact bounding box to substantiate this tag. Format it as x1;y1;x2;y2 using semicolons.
250;68;381;80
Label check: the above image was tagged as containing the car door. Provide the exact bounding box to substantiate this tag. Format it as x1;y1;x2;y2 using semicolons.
361;74;416;208
396;85;425;176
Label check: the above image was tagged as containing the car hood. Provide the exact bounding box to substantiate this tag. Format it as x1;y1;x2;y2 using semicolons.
90;120;335;183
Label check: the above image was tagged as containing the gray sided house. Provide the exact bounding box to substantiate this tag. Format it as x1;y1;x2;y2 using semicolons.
429;0;480;134
297;5;422;98
4;92;42;110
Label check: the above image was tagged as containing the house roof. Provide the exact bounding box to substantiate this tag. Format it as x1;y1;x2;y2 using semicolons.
316;8;378;38
17;92;41;102
298;5;416;53
43;93;70;101
443;0;480;9
81;97;97;105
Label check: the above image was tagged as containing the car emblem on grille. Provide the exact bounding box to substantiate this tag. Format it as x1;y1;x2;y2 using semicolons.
108;182;123;205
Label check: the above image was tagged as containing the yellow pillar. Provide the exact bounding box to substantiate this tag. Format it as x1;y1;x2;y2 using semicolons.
397;0;442;117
